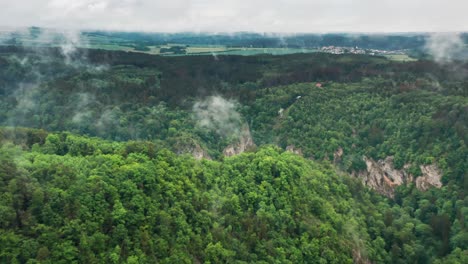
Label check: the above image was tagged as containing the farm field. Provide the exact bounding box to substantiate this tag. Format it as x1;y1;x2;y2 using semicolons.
166;46;319;56
383;54;418;61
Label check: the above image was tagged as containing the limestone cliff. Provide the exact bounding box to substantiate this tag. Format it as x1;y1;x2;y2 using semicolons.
353;156;442;198
333;147;344;163
286;145;303;156
223;125;256;157
173;139;211;160
189;143;212;160
416;164;443;191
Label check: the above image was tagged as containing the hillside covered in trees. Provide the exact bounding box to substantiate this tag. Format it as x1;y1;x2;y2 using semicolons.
0;46;467;263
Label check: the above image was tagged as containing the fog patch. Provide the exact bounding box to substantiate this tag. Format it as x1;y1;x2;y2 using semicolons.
2;27;107;70
193;96;243;138
95;108;123;137
71;93;96;124
7;83;41;126
59;30;81;55
35;28;93;67
425;33;464;63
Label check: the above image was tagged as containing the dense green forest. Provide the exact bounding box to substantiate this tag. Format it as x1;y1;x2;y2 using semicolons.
0;46;467;263
0;129;466;263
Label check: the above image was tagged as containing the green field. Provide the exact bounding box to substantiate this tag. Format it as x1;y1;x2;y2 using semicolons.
167;46;318;56
208;47;319;56
383;54;417;61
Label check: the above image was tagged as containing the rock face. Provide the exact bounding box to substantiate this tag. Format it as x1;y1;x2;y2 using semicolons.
352;248;371;264
223;125;256;157
354;156;442;198
174;141;211;160
354;156;411;198
417;165;443;191
286;145;303;156
333;147;344;163
190;144;211;160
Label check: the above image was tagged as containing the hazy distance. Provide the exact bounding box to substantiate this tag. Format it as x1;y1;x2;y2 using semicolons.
0;0;467;33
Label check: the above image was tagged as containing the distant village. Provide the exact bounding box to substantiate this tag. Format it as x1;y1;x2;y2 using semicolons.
319;46;407;56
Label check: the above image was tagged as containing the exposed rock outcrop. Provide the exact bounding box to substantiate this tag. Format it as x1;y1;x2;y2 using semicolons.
173;140;211;160
278;108;284;118
333;147;344;163
417;164;443;191
352;248;371;264
189;144;211;160
353;156;442;198
223;125;256;157
354;156;411;198
286;145;303;156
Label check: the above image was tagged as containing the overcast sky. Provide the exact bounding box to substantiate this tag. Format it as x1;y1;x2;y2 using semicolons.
0;0;466;33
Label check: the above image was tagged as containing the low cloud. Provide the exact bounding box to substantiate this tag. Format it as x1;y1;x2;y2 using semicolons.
71;93;95;125
55;29;87;64
425;33;464;63
35;28;91;66
193;96;242;138
7;83;40;127
0;27;102;69
1;1;467;32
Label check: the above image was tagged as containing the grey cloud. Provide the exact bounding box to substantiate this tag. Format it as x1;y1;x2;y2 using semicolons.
193;96;242;138
0;0;467;32
425;33;464;63
71;93;95;125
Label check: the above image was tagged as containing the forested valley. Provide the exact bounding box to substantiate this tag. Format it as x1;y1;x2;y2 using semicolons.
0;45;466;263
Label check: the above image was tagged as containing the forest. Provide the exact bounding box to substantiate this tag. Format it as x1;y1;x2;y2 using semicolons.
0;45;467;263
